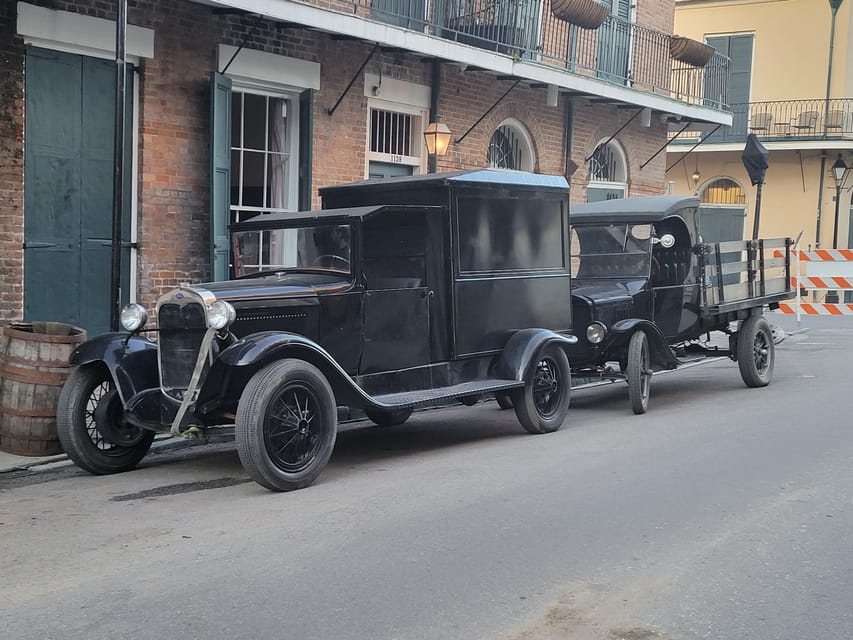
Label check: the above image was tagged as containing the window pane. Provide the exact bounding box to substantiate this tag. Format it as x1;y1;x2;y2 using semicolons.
242;93;267;150
267;153;289;210
241;151;265;207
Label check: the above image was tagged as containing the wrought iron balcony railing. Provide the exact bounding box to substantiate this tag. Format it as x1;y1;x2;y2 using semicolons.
669;99;853;144
311;0;731;111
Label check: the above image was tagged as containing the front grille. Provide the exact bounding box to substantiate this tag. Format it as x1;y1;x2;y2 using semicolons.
158;298;207;392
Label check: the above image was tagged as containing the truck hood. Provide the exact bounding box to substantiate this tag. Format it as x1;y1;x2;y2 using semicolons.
196;272;351;303
571;280;643;304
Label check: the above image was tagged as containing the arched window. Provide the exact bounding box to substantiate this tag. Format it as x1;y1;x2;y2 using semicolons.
587;139;627;201
701;178;747;205
487;119;535;171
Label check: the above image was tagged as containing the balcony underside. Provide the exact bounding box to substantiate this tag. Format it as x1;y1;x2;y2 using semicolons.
201;0;732;126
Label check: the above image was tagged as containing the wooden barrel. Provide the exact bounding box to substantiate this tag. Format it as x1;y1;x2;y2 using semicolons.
0;322;86;456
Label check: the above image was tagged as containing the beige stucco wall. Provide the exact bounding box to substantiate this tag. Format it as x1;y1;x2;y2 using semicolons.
669;149;852;249
669;0;853;252
674;0;853;100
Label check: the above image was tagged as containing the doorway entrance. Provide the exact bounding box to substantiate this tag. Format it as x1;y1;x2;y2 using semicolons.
24;47;133;335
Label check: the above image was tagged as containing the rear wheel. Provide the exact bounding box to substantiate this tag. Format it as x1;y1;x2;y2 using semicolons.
364;407;412;427
236;359;337;491
737;315;774;388
56;364;155;475
627;331;652;415
511;344;571;434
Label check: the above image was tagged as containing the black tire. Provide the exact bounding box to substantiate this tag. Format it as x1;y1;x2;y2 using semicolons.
364;407;412;427
236;359;337;492
56;364;155;475
737;315;775;388
627;331;652;415
495;391;514;410
511;344;571;434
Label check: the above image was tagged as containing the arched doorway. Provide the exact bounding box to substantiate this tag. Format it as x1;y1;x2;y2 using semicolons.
698;177;747;243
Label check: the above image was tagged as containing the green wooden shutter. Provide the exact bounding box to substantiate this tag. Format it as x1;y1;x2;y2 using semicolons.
210;72;232;281
299;88;313;211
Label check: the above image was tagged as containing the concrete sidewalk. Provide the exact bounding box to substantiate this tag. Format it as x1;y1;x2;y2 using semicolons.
0;449;68;474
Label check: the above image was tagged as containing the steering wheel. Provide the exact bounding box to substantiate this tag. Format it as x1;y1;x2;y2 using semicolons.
314;254;350;270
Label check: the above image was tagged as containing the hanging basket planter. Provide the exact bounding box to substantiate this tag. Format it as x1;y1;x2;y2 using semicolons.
669;36;715;67
550;0;609;30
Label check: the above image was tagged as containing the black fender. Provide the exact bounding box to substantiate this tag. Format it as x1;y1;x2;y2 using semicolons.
68;333;160;405
606;319;679;369
215;331;374;408
495;328;578;382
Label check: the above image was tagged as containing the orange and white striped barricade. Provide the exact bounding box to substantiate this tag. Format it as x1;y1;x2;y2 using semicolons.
776;248;853;317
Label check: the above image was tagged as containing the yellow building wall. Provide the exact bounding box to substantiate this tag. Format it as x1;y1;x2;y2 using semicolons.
669;0;853;253
674;0;853;100
669;150;851;250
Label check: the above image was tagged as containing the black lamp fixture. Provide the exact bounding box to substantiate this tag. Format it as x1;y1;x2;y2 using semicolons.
424;117;452;158
691;168;701;188
831;152;849;249
826;152;848;303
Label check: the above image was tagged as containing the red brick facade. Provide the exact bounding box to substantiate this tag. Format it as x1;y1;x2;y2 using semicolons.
0;0;676;324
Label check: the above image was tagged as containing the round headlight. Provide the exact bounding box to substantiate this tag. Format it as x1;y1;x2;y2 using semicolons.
586;322;607;344
207;300;236;330
120;303;148;332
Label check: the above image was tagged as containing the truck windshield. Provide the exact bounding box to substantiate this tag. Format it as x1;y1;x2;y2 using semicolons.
231;223;352;277
571;223;652;278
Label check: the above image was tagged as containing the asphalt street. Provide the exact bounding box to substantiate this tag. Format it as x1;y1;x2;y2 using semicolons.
1;312;851;640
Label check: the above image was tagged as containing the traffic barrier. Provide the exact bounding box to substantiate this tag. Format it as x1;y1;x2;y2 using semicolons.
773;248;853;316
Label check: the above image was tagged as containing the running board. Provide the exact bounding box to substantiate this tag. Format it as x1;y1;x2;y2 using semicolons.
371;379;523;410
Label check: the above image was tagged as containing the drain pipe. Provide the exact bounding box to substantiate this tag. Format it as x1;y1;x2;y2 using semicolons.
816;153;827;249
817;0;844;248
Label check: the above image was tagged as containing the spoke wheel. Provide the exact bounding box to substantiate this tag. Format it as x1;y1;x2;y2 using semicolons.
737;315;775;388
627;331;652;415
511;344;571;434
56;365;155;475
364;407;412;427
236;360;337;491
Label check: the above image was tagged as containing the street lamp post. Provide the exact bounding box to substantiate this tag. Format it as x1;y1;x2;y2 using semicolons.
826;153;849;303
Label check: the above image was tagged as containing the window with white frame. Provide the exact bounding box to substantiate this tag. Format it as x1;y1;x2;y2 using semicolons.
586;139;627;201
230;89;300;224
363;73;430;178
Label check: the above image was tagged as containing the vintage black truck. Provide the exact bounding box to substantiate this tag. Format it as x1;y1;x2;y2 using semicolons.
561;195;794;414
56;172;794;491
57;170;577;491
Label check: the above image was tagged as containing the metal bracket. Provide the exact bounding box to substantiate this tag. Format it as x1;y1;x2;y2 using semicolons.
664;123;723;173
327;43;380;117
454;80;520;146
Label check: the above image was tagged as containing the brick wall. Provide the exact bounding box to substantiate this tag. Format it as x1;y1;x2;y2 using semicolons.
4;0;670;322
0;2;25;325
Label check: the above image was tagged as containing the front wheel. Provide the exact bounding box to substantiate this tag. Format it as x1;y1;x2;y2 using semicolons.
627;331;652;415
737;315;775;388
56;364;155;475
511;344;571;434
236;359;338;491
364;407;412;427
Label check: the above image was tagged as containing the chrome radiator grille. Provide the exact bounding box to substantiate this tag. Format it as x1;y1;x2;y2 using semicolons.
158;297;207;393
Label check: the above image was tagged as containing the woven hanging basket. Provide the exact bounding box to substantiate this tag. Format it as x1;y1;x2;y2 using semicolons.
550;0;609;29
669;36;715;67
